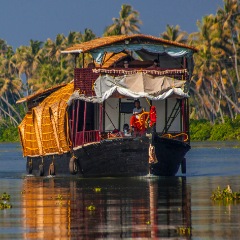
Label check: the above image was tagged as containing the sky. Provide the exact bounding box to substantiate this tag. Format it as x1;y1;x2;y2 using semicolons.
0;0;224;49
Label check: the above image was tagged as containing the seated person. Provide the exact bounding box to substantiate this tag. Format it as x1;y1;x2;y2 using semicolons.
147;59;160;69
123;123;131;136
130;99;144;132
123;60;129;68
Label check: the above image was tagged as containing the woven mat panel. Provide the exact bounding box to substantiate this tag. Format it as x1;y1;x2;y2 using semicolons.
39;83;74;155
21;112;41;156
18;83;74;157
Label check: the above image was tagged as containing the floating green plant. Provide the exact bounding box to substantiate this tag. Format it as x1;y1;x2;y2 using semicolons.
177;226;191;235
93;187;101;192
87;204;96;211
211;185;240;201
1;192;10;201
56;194;63;200
0;192;12;210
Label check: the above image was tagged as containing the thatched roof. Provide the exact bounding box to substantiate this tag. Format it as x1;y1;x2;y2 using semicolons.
19;82;74;157
62;34;198;54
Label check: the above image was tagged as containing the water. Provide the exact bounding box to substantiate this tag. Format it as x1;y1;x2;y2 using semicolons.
0;142;240;239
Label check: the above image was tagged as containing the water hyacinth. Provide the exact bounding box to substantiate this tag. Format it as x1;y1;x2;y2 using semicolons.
0;192;12;210
211;185;240;202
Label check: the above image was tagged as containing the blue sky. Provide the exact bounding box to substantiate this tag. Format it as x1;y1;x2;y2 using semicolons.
0;0;223;49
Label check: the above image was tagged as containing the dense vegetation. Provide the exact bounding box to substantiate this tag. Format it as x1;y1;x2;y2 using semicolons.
0;0;239;142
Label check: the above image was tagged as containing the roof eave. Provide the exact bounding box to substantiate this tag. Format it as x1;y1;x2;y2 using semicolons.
61;50;83;54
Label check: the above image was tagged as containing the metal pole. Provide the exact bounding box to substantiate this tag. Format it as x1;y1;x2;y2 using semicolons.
164;99;168;133
118;99;121;130
99;104;103;133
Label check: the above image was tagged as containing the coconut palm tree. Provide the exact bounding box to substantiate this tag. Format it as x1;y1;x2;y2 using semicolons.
216;0;240;90
13;40;43;95
160;24;188;43
104;4;142;36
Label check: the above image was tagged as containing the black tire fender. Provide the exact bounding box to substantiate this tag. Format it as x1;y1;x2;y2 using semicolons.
69;156;78;175
27;159;33;174
49;163;55;176
39;164;44;176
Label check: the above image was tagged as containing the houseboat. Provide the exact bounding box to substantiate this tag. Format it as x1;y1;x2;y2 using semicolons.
17;34;197;177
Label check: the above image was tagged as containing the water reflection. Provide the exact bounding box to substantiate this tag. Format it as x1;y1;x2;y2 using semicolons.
21;177;191;239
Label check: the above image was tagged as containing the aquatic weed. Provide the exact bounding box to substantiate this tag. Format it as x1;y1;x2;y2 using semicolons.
211;185;240;202
0;192;12;210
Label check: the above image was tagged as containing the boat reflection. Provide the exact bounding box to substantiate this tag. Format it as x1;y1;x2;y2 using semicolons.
22;176;191;239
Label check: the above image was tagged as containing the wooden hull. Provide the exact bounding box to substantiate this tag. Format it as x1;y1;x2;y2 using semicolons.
26;135;190;177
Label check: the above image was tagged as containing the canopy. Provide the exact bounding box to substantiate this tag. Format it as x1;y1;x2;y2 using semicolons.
91;43;193;64
93;72;188;102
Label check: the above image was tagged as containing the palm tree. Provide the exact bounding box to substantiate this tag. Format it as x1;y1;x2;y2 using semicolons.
80;28;96;42
160;24;188;43
216;0;240;90
104;4;142;36
13;40;43;95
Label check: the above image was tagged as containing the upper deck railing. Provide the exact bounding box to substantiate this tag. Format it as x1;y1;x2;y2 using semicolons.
74;67;189;96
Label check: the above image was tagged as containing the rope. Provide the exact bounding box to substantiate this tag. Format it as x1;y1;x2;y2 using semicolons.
162;132;189;142
145;98;151;107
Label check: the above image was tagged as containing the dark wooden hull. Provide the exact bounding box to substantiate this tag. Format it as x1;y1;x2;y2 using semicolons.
26;135;190;177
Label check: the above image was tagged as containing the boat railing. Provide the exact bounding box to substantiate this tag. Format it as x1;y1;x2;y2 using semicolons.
74;67;189;95
75;130;101;146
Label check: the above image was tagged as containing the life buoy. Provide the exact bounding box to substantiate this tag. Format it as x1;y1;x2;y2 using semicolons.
39;164;44;176
49;162;55;176
69;156;78;175
134;111;149;131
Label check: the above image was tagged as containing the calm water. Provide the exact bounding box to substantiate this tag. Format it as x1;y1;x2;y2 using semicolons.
0;142;240;239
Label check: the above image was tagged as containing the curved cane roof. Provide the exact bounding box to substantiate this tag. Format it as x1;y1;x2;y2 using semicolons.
62;34;198;54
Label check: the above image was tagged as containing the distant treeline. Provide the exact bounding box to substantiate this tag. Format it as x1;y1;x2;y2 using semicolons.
190;116;240;141
0;117;239;142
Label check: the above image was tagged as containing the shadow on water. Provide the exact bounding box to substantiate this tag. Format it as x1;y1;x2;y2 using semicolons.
19;176;191;239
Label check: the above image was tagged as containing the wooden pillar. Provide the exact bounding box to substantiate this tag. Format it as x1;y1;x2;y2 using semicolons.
83;101;87;144
71;101;75;147
74;100;80;146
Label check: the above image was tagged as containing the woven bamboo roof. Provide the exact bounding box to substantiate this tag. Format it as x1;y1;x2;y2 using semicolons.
62;34;198;54
19;82;74;157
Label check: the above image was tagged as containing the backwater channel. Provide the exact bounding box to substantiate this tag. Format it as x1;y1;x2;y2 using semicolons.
0;141;240;239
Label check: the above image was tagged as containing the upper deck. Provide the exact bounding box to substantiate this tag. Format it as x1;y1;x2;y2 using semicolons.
74;67;189;96
62;34;197;96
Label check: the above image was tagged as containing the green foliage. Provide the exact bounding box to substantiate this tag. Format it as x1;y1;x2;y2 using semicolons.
210;123;233;140
0;124;19;142
190;119;212;140
0;192;12;210
211;185;240;203
190;117;240;141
